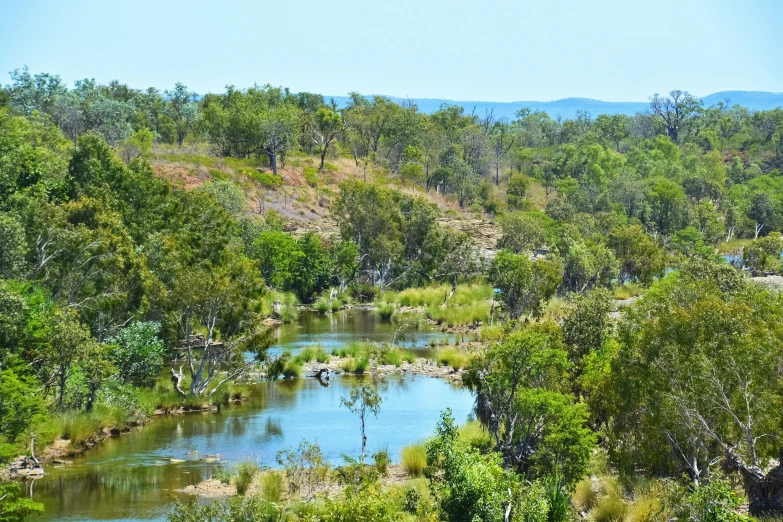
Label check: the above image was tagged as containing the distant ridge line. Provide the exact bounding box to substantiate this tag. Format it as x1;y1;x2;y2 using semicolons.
327;91;783;119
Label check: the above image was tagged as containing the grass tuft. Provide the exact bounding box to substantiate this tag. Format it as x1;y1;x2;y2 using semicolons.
401;444;427;477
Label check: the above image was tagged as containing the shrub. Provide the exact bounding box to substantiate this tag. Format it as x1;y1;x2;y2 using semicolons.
330;299;343;312
235;462;258;495
373;448;390;475
401;444;427;476
259;471;284;502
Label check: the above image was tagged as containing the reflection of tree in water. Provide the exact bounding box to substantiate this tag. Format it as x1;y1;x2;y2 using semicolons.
32;463;213;519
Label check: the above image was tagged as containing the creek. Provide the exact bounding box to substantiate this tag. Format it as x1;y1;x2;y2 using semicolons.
27;310;474;521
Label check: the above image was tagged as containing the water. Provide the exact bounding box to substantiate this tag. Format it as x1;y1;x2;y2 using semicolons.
26;311;474;521
267;309;462;356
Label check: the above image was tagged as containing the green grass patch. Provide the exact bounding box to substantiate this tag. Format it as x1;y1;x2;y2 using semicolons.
380;347;416;367
340;356;370;374
426;302;490;327
244;169;283;188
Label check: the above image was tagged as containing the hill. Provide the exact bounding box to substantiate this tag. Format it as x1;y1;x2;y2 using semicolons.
330;91;783;119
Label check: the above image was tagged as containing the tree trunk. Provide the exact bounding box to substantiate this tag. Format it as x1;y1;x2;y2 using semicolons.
271;149;278;176
725;446;783;516
319;148;327;171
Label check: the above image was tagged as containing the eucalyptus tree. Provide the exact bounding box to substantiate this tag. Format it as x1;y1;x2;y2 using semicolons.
609;261;783;515
649;90;701;143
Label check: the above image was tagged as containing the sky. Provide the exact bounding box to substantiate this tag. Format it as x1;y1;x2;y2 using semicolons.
1;0;781;102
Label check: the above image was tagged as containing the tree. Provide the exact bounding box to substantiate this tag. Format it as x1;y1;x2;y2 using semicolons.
608;225;667;285
312;107;344;171
169;258;270;397
594;114;629;152
0;213;26;278
106;321;165;387
341;382;382;464
498;212;553;253
463;326;595;484
561;288;614;370
0;369;44;442
488;250;562;320
747;191;779;239
164;83;198;147
610;260;783;514
46;308;98;410
330;239;359;293
649;90;701;143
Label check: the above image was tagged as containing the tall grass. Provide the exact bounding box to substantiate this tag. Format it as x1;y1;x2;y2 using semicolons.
389;283;493;308
259;471;284;502
435;348;466;371
376;303;396;321
380;347;416;367
234;461;259;495
458;420;492;450
401;444;427;476
341;356;370;374
426;302;490;327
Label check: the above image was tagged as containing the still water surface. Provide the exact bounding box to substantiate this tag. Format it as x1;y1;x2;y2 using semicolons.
29;311;474;521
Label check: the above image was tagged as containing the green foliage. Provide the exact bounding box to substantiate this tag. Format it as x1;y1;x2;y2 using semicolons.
0;480;44;522
426;409;515;522
464;325;595;485
250;231;331;301
376;303;395;321
610;259;783;482
435;348;466;371
681;477;752;522
106;321;165;387
489;250;562;320
275;440;329;498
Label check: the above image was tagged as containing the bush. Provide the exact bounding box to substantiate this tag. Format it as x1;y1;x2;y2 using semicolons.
234;462;258;495
350;283;379;303
401;444;427;476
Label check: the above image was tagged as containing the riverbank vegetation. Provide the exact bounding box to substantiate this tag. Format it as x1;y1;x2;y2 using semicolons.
3;69;783;520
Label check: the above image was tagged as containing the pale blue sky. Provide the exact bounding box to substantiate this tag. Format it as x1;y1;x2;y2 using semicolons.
1;0;781;102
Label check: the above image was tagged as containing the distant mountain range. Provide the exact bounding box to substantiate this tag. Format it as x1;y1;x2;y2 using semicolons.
329;91;783;119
